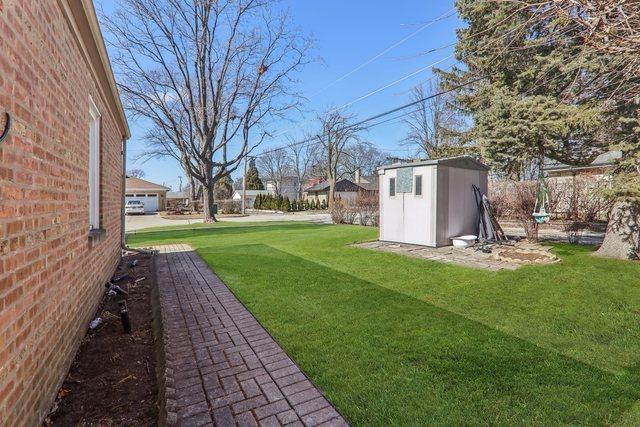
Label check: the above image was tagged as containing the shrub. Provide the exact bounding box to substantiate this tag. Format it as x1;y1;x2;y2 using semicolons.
330;199;347;224
252;194;293;211
490;175;614;243
558;175;614;242
320;199;327;210
487;181;510;219
344;206;357;224
282;197;291;212
489;180;540;241
510;181;540;242
218;199;241;214
354;192;379;226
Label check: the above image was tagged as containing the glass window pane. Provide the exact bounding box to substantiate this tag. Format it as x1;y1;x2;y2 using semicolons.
415;175;422;196
389;178;396;197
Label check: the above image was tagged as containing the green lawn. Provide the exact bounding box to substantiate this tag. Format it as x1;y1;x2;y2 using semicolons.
129;222;640;425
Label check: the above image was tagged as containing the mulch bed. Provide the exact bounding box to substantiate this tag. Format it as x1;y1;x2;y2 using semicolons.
46;252;158;426
498;248;555;263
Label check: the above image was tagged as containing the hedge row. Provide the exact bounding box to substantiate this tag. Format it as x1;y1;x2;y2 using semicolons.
254;194;328;212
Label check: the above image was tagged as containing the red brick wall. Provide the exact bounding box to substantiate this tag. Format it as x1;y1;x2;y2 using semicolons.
0;1;124;424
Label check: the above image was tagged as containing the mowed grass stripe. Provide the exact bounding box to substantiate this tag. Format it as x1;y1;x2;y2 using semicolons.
129;222;640;425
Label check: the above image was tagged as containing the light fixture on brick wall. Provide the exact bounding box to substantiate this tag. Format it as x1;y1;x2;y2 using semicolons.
0;112;10;144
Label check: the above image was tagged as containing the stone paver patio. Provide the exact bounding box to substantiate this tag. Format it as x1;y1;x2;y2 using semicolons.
155;244;347;426
355;240;558;271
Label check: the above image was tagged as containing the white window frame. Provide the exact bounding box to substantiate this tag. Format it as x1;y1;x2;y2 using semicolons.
89;97;101;230
414;175;423;197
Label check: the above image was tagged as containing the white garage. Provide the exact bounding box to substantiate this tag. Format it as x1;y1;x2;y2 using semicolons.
125;177;170;213
378;157;489;247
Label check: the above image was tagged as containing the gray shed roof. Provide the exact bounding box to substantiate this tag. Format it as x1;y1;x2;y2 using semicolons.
378;156;490;172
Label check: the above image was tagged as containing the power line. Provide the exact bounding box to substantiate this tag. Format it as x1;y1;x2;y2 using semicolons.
267;5;547;144
333;54;455;112
255;76;484;157
134;5;555;162
309;8;456;98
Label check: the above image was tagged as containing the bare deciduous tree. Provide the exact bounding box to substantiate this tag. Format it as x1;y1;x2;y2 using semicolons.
126;168;146;178
286;140;318;199
341;141;387;178
403;79;468;159
103;0;309;221
314;111;361;206
257;147;291;196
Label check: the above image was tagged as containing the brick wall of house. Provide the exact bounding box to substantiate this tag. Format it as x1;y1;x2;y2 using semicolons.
0;1;125;424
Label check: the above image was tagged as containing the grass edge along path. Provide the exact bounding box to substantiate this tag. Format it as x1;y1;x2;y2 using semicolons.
128;221;640;425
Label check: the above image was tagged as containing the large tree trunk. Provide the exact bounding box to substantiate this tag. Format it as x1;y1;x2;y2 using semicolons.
327;178;336;207
188;175;198;211
203;182;217;222
595;200;640;259
202;166;218;223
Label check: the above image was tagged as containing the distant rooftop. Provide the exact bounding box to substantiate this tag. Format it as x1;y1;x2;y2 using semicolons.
125;177;171;191
544;151;621;172
167;191;189;199
232;189;272;197
305;175;378;192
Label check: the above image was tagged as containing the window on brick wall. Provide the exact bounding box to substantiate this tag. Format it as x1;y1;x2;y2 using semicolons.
89;97;101;230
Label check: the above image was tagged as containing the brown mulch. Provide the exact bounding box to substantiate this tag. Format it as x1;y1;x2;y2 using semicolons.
46;252;158;426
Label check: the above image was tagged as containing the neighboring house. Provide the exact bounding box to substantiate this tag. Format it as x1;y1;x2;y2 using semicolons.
125;177;171;212
167;191;190;203
232;189;273;208
541;152;619;221
305;171;378;204
0;1;129;424
265;176;301;200
544;151;621;180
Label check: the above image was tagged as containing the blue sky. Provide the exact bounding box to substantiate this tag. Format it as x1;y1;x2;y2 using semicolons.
98;0;461;190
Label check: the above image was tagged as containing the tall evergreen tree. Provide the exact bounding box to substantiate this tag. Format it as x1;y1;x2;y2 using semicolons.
214;171;233;200
440;0;616;179
442;0;639;258
245;158;264;190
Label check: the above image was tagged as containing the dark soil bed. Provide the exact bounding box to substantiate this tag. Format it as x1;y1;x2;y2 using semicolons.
47;252;158;426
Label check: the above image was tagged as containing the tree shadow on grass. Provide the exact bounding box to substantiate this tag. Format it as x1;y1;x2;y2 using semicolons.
198;243;640;426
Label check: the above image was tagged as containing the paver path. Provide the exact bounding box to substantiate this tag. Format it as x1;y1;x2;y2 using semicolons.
155;244;347;427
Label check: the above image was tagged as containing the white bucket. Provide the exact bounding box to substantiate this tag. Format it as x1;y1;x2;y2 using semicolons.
451;235;477;247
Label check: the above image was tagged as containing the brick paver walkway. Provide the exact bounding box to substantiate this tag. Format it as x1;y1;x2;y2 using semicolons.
155;244;347;427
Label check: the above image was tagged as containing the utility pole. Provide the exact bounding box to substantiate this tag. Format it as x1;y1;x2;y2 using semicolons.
242;157;248;215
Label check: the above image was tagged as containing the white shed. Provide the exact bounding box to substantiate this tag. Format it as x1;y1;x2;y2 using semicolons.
378;156;489;247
